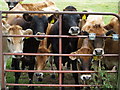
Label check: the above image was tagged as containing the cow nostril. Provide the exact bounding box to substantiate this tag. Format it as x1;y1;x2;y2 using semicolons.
69;26;80;35
81;75;91;81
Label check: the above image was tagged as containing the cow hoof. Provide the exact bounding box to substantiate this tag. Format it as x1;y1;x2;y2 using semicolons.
51;74;55;79
38;78;43;82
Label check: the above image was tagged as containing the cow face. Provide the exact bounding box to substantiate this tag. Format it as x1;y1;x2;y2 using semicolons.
23;14;48;40
61;6;81;35
84;24;115;56
6;1;18;10
4;25;33;59
62;14;81;35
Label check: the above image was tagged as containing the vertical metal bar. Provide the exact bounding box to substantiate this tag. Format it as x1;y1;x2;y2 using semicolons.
59;14;62;90
117;22;120;90
0;11;5;90
117;2;120;89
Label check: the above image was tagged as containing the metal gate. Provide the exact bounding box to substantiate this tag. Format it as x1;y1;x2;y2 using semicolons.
0;11;120;90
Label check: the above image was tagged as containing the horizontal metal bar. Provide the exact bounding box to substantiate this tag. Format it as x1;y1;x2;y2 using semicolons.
3;53;119;57
5;70;117;73
1;11;120;20
6;83;101;87
3;35;117;38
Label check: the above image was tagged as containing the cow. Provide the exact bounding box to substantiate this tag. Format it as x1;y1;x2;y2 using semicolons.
35;39;51;81
9;13;50;89
69;38;93;81
5;1;59;89
69;15;115;83
47;6;81;90
6;0;59;27
104;15;120;71
2;19;33;69
35;23;54;81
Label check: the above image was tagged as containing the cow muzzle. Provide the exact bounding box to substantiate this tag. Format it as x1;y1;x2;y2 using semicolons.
35;32;45;41
93;48;104;56
80;74;91;81
12;51;23;59
68;26;80;35
35;73;44;82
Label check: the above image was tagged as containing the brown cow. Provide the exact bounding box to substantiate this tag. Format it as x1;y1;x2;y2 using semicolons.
69;15;115;81
104;15;120;70
69;38;93;80
35;23;53;81
2;19;33;69
6;0;59;26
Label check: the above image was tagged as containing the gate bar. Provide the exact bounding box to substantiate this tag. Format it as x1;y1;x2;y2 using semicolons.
3;53;119;57
5;70;116;73
2;34;117;38
6;83;101;87
0;11;5;90
1;11;120;19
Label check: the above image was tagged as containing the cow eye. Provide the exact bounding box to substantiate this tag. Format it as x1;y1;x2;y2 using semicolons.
7;38;13;44
7;38;11;43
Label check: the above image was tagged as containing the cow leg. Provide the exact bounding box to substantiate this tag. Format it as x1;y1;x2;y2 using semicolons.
71;60;80;90
13;58;21;89
54;56;65;90
49;56;55;79
11;59;15;70
28;58;35;89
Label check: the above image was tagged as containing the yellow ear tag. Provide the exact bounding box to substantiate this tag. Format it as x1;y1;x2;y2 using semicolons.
93;56;98;61
82;14;87;20
25;37;30;39
50;19;55;24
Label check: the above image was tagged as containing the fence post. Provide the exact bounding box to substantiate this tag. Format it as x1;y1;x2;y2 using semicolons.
0;11;5;90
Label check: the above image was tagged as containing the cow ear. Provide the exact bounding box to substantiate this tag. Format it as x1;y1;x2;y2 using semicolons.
23;13;33;22
23;29;33;35
80;31;89;35
48;14;58;24
2;19;10;34
106;30;116;36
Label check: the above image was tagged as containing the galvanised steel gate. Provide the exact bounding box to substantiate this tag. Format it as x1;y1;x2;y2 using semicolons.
0;11;120;90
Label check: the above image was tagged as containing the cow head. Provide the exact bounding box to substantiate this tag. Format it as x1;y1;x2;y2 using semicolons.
62;6;81;35
82;24;115;56
23;13;48;41
89;24;116;56
3;24;33;59
69;38;93;81
6;1;18;10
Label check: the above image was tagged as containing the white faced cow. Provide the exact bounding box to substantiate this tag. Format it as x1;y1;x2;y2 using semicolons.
2;20;33;69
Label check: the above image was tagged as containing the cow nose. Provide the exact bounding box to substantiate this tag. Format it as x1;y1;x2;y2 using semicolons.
93;48;104;56
13;51;23;59
80;75;91;81
35;73;44;78
68;26;80;35
35;73;44;82
35;32;45;41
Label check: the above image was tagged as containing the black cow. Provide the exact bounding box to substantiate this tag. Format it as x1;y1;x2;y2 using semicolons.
12;14;49;89
47;6;81;90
